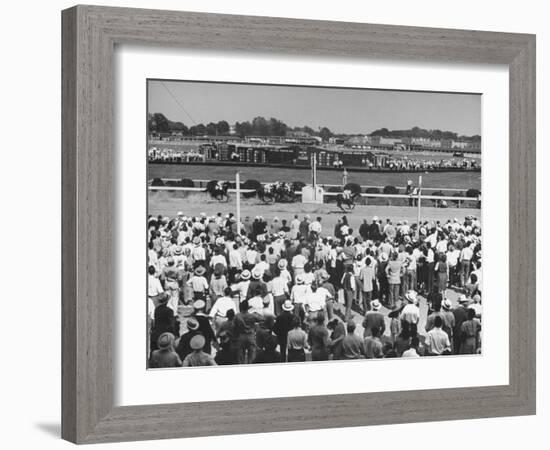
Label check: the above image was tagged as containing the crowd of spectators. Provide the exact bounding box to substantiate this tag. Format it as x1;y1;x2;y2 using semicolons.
148;211;482;368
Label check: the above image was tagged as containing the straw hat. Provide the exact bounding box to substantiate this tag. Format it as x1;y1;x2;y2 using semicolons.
194;266;206;276
252;269;263;280
193;299;206;310
282;300;294;311
370;299;381;311
404;290;418;303
157;332;174;350
240;270;251;281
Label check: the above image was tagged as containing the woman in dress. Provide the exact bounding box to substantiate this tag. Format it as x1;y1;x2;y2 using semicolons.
460;308;481;354
434;253;449;296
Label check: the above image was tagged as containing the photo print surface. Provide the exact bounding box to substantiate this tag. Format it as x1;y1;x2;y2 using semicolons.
146;79;482;368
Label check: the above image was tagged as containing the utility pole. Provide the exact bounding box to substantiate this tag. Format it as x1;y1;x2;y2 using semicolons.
235;171;241;236
416;175;422;239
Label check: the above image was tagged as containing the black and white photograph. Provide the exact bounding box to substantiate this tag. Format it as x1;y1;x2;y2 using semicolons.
146;79;483;368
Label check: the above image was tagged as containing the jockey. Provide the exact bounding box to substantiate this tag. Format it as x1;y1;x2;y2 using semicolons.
216;180;224;191
342;188;352;200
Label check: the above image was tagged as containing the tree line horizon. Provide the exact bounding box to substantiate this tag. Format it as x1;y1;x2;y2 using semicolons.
148;112;481;142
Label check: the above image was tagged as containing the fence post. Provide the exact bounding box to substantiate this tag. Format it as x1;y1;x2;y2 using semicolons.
416;175;422;239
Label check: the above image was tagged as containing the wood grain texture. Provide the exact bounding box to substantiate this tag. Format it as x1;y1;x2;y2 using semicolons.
61;5;536;444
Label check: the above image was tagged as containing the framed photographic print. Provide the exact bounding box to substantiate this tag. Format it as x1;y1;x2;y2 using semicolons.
62;5;536;444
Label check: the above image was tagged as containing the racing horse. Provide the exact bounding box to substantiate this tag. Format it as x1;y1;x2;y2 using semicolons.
204;180;231;201
257;182;297;203
336;190;360;211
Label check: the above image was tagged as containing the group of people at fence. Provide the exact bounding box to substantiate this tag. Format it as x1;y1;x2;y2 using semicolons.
147;210;482;368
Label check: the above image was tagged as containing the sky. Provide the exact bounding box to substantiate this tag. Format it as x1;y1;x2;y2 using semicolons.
147;79;481;136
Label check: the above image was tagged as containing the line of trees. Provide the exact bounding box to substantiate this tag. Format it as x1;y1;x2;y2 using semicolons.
148;113;479;142
369;126;481;142
148;112;335;139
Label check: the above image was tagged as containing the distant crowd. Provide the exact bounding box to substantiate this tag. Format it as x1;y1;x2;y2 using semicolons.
148;211;482;367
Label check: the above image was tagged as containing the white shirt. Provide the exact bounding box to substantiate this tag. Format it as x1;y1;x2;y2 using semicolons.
228;249;242;269
187;275;208;292
405;255;416;271
305;287;331;311
253;260;270;275
309;221;322;233
402;348;420;358
292;254;307;269
446;249;460;267
436;239;448;253
248;295;265;315
234;280;250;301
245;249;258;265
271;276;289;296
426;248;435;263
280;269;292;285
291;284;311;304
210;254;227;267
191;246;206;261
148;275;164;297
209;296;236;318
400;303;420;324
461;246;474;261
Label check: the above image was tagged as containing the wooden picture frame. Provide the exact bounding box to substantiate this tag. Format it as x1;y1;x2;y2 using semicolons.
61;5;536;444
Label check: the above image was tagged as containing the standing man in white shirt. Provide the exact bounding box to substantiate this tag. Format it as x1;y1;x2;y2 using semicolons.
209;287;237;333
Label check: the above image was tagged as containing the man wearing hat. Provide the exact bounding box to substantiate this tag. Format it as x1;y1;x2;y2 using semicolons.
376;252;390;304
425;301;454;344
175;317;202;361
186;266;209;302
359;257;376;314
149;293;178;353
273;300;296;362
362;299;386;338
209;266;228;303
233;300;263;364
400;290;420;329
191;236;206;267
425;316;451;356
192;299;216;355
271;267;290;316
182;335;217;367
246;268;268;301
233;269;251;303
277;258;292;285
149;333;182;368
209;287;237;333
290;274;311;324
452;294;471;354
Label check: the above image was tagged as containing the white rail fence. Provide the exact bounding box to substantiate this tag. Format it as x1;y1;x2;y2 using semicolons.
150;178;472;193
147;185;478;204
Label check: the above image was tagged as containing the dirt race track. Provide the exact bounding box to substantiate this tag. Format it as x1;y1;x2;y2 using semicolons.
148;190;481;231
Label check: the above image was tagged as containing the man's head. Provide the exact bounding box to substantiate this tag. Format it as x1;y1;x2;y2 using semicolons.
434;316;443;328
